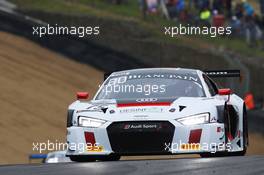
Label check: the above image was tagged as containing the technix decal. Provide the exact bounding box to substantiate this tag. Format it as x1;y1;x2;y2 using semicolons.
119;107;163;113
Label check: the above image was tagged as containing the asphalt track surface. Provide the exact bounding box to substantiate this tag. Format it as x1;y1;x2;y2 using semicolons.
0;156;264;175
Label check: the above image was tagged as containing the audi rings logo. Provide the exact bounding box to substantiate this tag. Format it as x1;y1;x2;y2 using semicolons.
136;98;158;103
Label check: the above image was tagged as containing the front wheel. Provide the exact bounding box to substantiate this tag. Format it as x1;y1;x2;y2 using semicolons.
98;154;121;161
200;152;226;158
69;155;96;162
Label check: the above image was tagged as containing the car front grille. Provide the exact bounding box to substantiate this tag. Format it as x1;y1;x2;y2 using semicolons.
107;121;175;154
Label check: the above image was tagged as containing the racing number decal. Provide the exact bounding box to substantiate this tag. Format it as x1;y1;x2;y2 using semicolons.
108;76;127;85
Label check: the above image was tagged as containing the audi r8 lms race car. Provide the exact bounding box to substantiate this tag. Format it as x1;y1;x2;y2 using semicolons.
66;68;248;162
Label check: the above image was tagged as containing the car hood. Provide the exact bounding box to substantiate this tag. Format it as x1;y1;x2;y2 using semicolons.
70;97;220;121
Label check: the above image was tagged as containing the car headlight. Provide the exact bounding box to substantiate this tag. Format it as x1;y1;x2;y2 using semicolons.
176;113;210;125
78;116;106;128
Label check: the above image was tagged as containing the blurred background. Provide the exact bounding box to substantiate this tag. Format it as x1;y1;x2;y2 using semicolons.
0;0;263;164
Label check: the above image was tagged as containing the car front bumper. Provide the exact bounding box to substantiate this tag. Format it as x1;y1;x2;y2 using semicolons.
66;121;226;156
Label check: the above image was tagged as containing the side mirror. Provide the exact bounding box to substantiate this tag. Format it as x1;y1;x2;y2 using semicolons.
218;88;231;96
77;92;89;100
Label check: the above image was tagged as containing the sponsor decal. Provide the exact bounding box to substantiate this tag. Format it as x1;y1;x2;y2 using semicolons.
86;105;104;112
179;105;186;112
76;105;108;113
123;124;160;130
106;73;201;88
109;110;115;114
125;73;199;82
101;107;108;113
169;108;176;112
119;107;163;113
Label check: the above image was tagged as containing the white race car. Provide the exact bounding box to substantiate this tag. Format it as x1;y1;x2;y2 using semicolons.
66;68;248;162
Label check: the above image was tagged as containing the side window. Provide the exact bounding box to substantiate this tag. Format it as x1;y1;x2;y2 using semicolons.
203;74;218;96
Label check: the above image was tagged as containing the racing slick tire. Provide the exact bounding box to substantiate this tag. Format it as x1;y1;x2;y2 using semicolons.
98;154;121;161
69;155;121;162
200;152;226;158
69;156;96;162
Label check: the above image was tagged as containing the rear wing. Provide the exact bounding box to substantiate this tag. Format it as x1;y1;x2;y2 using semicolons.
104;72;112;81
204;70;240;78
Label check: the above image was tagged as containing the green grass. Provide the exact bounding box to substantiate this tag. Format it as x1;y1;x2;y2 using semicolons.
202;35;264;58
78;0;140;17
10;0;74;13
10;0;140;19
10;0;264;58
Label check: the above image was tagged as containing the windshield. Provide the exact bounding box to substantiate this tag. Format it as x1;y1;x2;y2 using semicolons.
95;72;205;100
